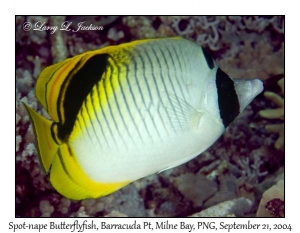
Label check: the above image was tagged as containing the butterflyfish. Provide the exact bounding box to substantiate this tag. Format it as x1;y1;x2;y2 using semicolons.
24;37;263;200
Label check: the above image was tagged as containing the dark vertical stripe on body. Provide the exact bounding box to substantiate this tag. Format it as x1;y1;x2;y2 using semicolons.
104;62;127;147
135;50;153;103
165;45;188;126
50;123;60;144
142;46;169;135
57;148;73;181
57;147;82;186
216;68;240;127
90;88;110;148
101;67;124;148
96;81;118;147
166;45;187;103
134;49;163;141
176;43;189;88
75;117;84;137
122;50;153;142
151;46;177;133
158;46;184;130
83;96;103;148
66;144;74;157
108;56;135;146
79;107;94;142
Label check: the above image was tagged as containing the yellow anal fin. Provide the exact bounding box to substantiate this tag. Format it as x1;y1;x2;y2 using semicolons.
23;103;58;172
50;144;130;200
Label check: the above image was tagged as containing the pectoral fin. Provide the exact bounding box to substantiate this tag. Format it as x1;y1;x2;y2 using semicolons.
163;92;203;132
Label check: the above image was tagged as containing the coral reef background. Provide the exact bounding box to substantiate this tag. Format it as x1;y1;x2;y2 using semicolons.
16;16;284;217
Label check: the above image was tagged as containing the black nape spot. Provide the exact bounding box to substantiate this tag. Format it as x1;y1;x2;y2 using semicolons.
216;68;240;127
58;54;108;140
201;47;214;70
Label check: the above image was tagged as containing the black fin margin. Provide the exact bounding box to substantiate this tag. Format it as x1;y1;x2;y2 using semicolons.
216;68;240;127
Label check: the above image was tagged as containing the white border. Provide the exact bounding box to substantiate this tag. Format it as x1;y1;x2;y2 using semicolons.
1;0;298;232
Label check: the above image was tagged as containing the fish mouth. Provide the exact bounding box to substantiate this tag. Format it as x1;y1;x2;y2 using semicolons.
233;78;264;112
250;79;264;97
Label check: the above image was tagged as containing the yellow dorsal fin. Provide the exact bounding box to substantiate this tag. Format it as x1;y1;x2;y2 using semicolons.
35;57;81;122
23;103;58;172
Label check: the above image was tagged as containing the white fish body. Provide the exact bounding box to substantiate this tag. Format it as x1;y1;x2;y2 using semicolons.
24;37;263;199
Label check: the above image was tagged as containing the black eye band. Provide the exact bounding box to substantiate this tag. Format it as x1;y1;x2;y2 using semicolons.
216;68;240;127
202;47;214;70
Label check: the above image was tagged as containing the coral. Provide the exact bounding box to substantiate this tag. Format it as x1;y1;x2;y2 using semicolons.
265;198;284;217
171;172;218;208
16;16;284;217
259;78;284;149
203;174;238;208
69;16;119;28
16;135;22;152
70;206;90;217
219;40;284;80
16;69;34;94
123;16;158;39
139;174;194;217
50;16;68;63
21;143;36;159
107;27;125;41
190;197;253;217
256;179;284;217
58;198;71;215
230;153;268;191
110;185;147;217
105;210;128;217
39;200;54;217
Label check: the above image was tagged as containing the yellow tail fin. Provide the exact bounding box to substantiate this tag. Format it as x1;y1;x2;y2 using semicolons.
23;103;58;172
